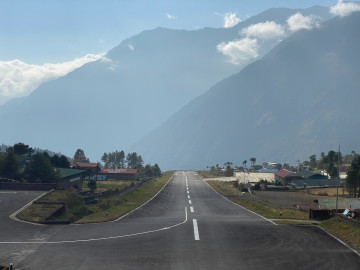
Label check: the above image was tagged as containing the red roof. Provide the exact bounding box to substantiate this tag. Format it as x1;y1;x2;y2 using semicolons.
99;169;138;174
274;169;293;178
76;162;99;168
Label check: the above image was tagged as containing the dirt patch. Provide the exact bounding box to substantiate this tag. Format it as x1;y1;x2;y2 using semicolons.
252;191;318;208
301;187;348;197
202;177;237;182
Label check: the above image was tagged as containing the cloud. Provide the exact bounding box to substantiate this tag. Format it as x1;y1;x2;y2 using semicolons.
217;20;283;65
166;13;177;20
256;112;274;127
128;44;134;51
224;12;241;28
0;54;102;105
287;13;319;32
330;0;360;17
216;38;259;65
240;21;285;40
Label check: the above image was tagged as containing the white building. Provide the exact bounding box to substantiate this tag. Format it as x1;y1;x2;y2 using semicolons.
0;144;9;153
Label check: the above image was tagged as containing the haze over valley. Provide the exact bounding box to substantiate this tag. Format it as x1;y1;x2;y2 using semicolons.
1;2;360;269
0;0;359;170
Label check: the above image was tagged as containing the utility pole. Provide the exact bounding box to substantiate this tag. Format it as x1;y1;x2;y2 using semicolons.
338;145;341;179
336;145;341;214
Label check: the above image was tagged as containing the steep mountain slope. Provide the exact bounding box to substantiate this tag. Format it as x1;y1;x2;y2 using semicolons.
0;7;331;160
132;12;360;170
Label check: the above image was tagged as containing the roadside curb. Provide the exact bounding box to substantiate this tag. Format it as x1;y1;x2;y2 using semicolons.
317;226;360;257
270;219;321;224
9;189;54;226
73;172;176;225
112;172;176;222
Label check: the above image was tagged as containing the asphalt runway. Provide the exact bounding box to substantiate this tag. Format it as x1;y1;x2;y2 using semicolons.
0;172;359;269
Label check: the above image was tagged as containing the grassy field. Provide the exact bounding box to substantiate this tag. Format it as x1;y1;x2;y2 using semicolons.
82;180;133;193
320;217;360;251
18;172;173;224
300;187;349;197
17;190;89;223
207;180;309;220
76;172;173;223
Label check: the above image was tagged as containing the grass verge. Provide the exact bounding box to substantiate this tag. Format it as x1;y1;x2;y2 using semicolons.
75;171;173;223
17;189;89;223
82;180;133;193
320;217;360;251
206;180;309;220
273;220;319;225
18;172;173;224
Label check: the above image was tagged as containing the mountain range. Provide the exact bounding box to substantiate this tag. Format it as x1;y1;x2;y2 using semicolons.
132;12;360;170
0;6;345;167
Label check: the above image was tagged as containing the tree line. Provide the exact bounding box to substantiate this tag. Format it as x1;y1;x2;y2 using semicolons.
100;150;161;177
0;143;70;183
0;143;162;183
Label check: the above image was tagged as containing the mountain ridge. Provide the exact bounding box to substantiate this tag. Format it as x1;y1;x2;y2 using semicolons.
0;6;333;162
131;12;360;170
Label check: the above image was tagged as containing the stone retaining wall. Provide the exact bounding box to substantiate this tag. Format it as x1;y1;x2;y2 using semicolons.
0;182;56;191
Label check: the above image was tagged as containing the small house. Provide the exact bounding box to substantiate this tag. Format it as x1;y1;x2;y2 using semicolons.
274;169;293;185
56;168;85;190
98;169;138;180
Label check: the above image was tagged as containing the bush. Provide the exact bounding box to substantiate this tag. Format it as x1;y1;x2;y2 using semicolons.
99;200;111;210
238;183;248;192
87;180;97;190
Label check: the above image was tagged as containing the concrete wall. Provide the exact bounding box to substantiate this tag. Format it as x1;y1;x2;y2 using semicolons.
236;172;275;184
0;182;56;191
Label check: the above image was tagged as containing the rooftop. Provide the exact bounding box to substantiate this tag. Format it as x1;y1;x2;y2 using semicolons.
76;162;100;168
274;169;293;178
288;170;327;179
99;169;138;174
56;168;85;178
290;178;343;188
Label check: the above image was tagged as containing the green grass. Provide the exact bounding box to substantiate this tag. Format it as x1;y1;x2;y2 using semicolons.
320;217;360;251
17;190;90;223
76;172;173;223
82;180;132;192
207;180;309;220
274;220;319;225
18;172;173;224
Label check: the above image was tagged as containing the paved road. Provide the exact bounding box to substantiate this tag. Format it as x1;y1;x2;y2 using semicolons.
0;172;359;269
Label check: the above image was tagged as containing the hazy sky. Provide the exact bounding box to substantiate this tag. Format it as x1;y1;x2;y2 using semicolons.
1;0;339;64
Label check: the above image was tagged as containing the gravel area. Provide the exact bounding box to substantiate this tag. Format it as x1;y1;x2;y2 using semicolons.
203;177;237;182
252;190;318;208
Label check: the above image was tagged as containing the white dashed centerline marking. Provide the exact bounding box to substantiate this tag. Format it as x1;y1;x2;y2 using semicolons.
187;191;189;194
189;200;192;204
193;219;200;240
188;195;190;199
190;207;194;213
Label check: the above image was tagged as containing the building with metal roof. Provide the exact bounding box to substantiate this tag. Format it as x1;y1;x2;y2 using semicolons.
98;169;138;180
56;168;85;190
289;178;343;189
